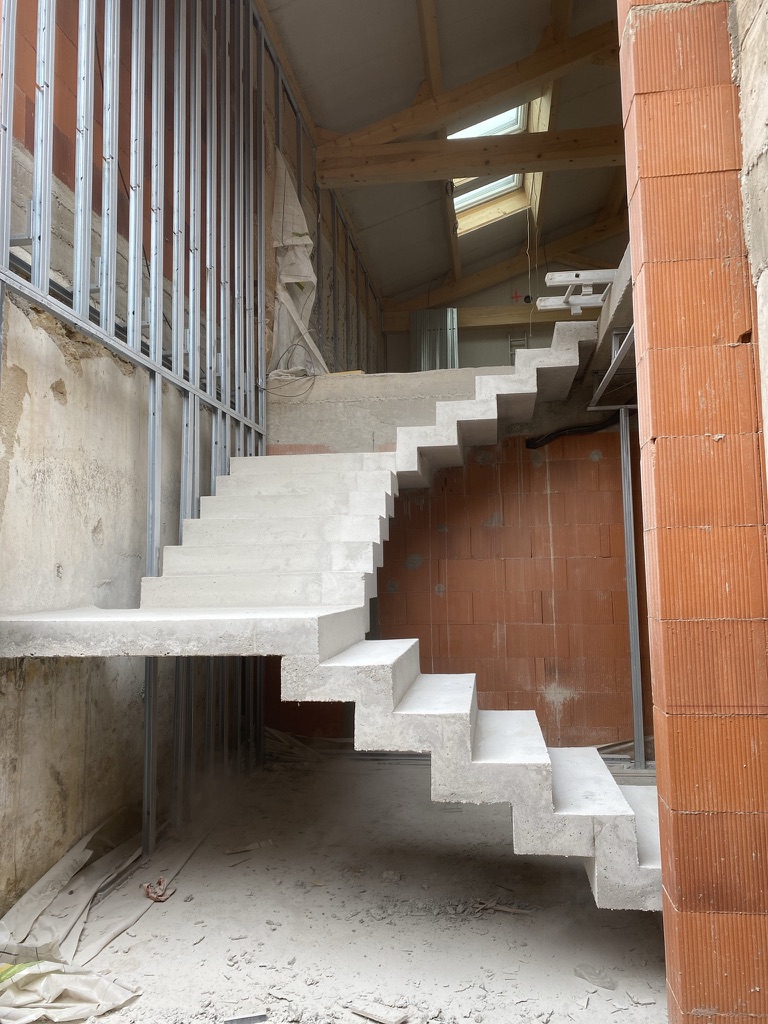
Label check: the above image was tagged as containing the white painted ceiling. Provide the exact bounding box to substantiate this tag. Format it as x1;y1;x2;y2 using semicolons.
265;0;626;303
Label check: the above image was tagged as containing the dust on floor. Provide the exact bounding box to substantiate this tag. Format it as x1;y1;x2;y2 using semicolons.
92;756;666;1024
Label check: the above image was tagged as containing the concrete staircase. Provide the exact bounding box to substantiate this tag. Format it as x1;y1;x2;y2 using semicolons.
0;333;661;910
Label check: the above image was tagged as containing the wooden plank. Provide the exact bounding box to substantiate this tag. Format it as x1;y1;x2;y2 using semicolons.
383;304;600;332
555;251;613;272
598;166;628;220
330;21;618;148
384;214;627;311
317;125;624;187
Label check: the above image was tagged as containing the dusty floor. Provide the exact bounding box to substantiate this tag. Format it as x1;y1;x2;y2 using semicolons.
93;756;666;1024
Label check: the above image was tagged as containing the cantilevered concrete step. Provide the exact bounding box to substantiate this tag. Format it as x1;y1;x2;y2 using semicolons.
199;489;393;519
141;569;375;608
0;605;366;660
215;468;397;498
182;514;388;546
163;539;383;575
462;710;552;807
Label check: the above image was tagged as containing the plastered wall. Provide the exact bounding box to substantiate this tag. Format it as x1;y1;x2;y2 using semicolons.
0;296;185;913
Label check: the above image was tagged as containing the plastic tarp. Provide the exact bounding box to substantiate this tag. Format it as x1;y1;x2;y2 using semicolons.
268;149;328;377
0;962;139;1023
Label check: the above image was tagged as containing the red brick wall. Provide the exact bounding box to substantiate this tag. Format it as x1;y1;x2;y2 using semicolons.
378;433;645;747
620;0;767;1019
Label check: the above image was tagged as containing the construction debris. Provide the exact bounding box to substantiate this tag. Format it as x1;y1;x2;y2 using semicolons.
347;1001;409;1024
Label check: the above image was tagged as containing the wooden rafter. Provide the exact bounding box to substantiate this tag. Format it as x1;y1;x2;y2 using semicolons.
330;21;618;148
599;166;628;220
414;0;461;281
317;126;624;188
384;213;627;311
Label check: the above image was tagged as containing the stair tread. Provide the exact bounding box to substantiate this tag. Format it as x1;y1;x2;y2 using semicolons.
396;673;475;716
472;710;549;765
321;638;417;668
620;785;661;869
549;748;632;817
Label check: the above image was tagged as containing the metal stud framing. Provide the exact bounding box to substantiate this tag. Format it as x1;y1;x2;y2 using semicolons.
0;0;385;853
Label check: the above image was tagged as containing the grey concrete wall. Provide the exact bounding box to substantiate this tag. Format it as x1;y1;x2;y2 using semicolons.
0;296;184;914
733;0;768;449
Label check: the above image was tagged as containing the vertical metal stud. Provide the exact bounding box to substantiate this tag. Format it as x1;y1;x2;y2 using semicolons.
256;21;266;449
205;0;218;402
243;11;257;452
126;0;147;350
0;0;19;270
620;406;646;770
331;195;338;371
31;0;57;295
219;0;232;422
171;0;187;377
142;657;158;855
99;0;120;333
73;0;97;317
233;0;245;456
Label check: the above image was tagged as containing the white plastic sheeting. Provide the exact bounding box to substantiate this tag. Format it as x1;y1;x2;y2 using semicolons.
0;962;139;1024
268;150;328;377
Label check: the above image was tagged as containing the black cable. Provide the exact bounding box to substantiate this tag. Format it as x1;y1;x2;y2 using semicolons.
525;410;621;449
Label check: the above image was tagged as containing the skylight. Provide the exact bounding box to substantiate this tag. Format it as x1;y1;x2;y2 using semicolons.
447;105;528;232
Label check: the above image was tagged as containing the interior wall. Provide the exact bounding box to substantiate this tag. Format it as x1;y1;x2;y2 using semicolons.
0;296;178;914
377;433;649;747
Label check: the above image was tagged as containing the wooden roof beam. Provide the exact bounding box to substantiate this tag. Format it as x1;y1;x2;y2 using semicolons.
384;213;628;311
330;20;617;149
317;126;624;188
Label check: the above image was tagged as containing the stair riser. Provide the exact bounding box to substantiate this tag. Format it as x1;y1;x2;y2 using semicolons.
141;572;373;608
182;516;388;545
163;542;381;576
215;469;397;498
229;452;396;474
199;491;393;518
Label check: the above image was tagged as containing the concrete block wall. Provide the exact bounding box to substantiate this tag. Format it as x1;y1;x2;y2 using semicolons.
377;433;650;747
620;0;768;1019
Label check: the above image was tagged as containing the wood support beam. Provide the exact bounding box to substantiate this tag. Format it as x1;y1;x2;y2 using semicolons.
385;213;627;311
330;21;618;148
383;304;599;333
317;126;624;187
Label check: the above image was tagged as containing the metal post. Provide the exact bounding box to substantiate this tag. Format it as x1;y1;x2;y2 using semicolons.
314;183;324;364
331;196;338;371
147;0;166;581
219;0;231;416
619;407;646;770
345;231;351;369
275;66;282;152
73;0;96;318
185;657;195;819
126;0;147;350
0;0;18;269
142;657;158;854
99;0;120;333
31;0;57;295
171;0;187;376
244;13;257;453
233;0;245;456
206;658;215;768
256;21;266;449
205;0;218;402
255;656;265;764
171;656;186;828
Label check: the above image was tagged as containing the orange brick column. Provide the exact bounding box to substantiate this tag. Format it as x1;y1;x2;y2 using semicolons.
619;1;767;1019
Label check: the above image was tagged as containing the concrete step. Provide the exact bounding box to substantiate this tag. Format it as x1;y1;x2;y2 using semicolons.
199;490;393;519
355;673;479;792
141;570;374;608
281;638;422;707
181;514;388;546
215;468;398;498
620;785;661;870
229;451;397;475
0;604;367;661
163;539;382;575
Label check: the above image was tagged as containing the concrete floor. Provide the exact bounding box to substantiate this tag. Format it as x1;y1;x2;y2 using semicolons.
93;755;666;1024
